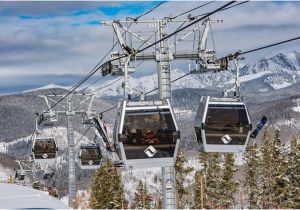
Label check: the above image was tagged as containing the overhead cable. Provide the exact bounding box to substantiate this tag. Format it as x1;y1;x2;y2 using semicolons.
170;1;215;20
41;1;168;114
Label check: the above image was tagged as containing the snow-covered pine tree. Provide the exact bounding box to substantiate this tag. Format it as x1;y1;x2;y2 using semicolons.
88;160;127;209
243;143;261;208
272;128;289;208
175;151;194;208
198;152;210;172
285;135;300;208
205;153;222;209
131;180;151;209
219;153;238;209
260;129;274;208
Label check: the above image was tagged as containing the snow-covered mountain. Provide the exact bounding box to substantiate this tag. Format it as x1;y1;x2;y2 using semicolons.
85;51;300;98
23;83;71;93
21;51;300;98
240;51;300;90
240;51;300;75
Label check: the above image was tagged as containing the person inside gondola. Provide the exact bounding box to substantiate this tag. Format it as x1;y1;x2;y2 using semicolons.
157;129;166;143
142;129;160;144
129;128;142;144
49;140;56;150
122;125;130;143
34;141;43;152
45;141;51;153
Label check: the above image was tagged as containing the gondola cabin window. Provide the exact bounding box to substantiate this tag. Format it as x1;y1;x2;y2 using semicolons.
122;109;177;159
204;104;251;145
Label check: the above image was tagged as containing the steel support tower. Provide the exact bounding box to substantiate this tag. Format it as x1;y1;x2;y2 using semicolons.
39;93;95;206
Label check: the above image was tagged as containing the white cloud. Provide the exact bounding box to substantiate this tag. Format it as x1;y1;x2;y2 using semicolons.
0;1;299;78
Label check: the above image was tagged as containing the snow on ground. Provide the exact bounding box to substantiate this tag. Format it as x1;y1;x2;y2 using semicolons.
61;195;69;207
293;106;300;112
234;153;246;166
0;183;67;208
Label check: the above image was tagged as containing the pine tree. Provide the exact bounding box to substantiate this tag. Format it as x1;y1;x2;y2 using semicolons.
272;128;288;208
260;129;274;208
131;180;151;209
205;153;222;209
194;152;210;209
243;143;261;208
198;152;210;173
194;170;206;209
285;135;300;208
88;160;127;209
175;151;194;208
155;198;163;209
219;153;238;209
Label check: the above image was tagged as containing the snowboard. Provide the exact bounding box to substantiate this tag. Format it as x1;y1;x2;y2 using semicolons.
250;116;268;138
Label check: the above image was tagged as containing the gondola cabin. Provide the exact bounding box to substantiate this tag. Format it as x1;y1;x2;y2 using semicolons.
79;144;102;170
15;169;25;181
42;168;55;179
194;96;252;153
114;99;180;169
32;135;58;164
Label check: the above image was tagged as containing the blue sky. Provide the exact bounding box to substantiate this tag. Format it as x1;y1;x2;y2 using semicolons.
0;1;299;92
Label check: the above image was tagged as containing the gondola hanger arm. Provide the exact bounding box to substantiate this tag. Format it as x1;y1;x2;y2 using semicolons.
112;21;137;55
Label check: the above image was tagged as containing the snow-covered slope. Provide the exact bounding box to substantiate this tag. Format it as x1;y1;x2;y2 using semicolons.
0;183;67;208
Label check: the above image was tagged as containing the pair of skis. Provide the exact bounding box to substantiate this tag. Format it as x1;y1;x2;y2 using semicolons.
92;118;117;152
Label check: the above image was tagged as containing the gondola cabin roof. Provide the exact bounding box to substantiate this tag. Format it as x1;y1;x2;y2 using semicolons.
115;99;180;169
194;96;252;153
